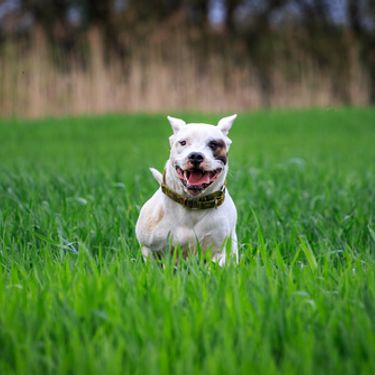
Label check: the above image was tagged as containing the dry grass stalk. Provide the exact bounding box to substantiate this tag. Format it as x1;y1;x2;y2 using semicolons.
0;28;370;118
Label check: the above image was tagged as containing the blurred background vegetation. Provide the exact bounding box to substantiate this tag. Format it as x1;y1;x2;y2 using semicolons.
0;0;374;117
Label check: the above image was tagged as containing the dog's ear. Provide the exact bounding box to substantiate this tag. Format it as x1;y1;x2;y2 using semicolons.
167;116;186;135
217;114;237;136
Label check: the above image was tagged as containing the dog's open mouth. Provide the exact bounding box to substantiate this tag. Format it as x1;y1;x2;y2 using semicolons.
176;166;222;191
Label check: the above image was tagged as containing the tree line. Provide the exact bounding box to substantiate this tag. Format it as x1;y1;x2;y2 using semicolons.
1;0;374;109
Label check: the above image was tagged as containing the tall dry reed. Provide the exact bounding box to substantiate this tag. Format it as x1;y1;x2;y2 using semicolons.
0;27;370;117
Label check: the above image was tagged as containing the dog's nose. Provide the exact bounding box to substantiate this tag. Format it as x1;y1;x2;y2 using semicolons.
188;152;204;166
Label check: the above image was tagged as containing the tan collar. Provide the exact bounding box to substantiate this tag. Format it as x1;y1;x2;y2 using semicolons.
161;170;225;209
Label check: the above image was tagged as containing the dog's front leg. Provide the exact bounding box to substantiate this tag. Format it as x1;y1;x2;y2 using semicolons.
210;233;238;266
141;246;166;262
231;230;239;263
141;245;152;261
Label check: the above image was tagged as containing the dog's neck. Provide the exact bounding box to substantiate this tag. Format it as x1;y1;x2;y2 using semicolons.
164;160;227;198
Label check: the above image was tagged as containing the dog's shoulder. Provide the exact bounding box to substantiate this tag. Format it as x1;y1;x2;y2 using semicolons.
135;189;165;242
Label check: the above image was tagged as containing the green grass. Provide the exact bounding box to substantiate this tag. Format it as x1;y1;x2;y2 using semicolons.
0;108;375;374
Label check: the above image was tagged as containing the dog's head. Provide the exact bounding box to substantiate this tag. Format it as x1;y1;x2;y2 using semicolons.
167;115;237;196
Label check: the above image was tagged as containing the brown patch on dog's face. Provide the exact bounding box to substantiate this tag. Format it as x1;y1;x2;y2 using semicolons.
208;139;227;165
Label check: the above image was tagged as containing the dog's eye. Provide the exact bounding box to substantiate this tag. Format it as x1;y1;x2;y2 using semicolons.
179;140;187;146
209;141;219;148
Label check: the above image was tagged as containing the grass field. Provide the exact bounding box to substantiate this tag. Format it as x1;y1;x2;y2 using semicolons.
0;108;375;374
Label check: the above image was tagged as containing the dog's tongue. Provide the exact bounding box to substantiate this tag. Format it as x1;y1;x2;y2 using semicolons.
187;170;210;186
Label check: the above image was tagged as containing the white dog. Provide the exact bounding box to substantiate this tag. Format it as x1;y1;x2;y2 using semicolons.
136;115;238;265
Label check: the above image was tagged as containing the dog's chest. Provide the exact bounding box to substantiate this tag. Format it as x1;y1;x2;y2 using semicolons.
174;225;197;245
167;209;225;248
170;224;217;252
